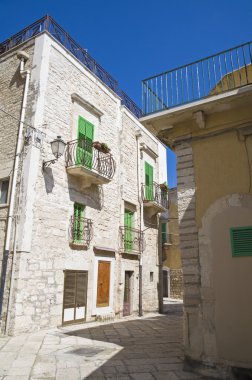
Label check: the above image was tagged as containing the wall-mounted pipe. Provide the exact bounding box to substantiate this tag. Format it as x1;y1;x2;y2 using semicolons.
135;129;143;317
0;50;30;326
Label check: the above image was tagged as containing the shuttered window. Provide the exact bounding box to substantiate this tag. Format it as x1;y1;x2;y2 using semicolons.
0;179;9;204
161;223;167;244
73;203;85;243
76;116;94;168
124;209;134;251
145;162;154;201
230;226;252;257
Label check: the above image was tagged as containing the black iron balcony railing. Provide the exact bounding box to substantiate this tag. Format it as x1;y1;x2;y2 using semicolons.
69;216;92;246
0;15;142;119
142;41;252;115
142;182;168;210
119;226;144;254
65;139;116;180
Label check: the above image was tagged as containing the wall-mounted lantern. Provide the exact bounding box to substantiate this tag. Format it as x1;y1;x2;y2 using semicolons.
42;136;66;171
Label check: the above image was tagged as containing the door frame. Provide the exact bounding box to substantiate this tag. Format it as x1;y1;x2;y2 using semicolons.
62;270;88;326
162;267;170;298
92;255;115;315
123;271;134;316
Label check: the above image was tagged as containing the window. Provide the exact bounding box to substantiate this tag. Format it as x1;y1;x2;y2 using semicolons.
230;226;252;257
73;203;85;244
0;179;9;205
161;223;167;244
150;272;154;282
76;116;94;168
145;161;154;201
124;209;134;252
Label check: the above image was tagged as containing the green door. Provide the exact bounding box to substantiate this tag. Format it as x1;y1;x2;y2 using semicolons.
73;203;85;244
145;162;154;200
76;116;94;168
124;209;134;252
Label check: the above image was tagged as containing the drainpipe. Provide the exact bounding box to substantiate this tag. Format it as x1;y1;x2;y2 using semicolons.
136;129;143;317
0;51;30;322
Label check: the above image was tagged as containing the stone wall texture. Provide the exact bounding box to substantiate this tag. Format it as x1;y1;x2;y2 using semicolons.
0;34;162;334
0;42;35;329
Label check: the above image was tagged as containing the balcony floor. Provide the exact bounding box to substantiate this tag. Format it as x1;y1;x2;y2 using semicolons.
66;165;111;187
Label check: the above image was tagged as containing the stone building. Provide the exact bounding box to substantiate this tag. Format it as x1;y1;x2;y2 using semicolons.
0;16;168;335
162;187;183;299
141;42;252;376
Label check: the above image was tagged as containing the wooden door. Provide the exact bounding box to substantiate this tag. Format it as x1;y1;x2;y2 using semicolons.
63;270;88;325
96;261;110;307
123;271;132;316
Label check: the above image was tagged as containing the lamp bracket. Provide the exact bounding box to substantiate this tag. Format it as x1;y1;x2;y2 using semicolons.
42;158;58;171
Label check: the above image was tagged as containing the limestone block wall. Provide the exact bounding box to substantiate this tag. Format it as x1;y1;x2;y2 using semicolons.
0;41;35;328
6;34;161;334
175;142;202;359
120;109;159;313
170;269;183;299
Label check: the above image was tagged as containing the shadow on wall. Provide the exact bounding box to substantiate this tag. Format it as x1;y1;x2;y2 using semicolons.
43;167;55;193
66;174;104;211
9;64;24;88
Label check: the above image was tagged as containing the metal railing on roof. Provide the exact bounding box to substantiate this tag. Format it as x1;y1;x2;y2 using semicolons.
0;15;142;119
142;41;252;115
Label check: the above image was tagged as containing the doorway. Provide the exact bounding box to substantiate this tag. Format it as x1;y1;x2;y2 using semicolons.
62;270;88;325
123;271;133;316
96;260;111;307
163;269;170;298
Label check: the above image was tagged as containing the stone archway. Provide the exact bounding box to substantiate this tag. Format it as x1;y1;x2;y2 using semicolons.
198;193;252;366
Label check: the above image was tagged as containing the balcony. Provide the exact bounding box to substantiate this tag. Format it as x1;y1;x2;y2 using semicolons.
142;40;252;116
119;226;144;255
65;139;116;186
69;216;92;247
142;182;168;215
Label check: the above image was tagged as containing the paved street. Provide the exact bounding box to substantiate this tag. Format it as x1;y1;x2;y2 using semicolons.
0;303;213;380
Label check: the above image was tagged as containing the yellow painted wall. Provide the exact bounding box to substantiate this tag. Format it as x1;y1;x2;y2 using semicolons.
193;132;252;227
163;192;181;269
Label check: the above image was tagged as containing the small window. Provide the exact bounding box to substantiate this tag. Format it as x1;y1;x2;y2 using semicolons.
150;272;154;282
0;179;9;205
161;223;167;244
230;226;252;257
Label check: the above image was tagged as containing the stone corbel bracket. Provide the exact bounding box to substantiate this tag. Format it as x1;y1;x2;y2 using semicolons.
193;110;206;129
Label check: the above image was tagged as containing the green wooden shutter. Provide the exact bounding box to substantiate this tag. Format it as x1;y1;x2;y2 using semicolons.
74;203;85;243
76;116;94;168
161;223;167;244
145;162;154;201
230;226;252;257
124;209;133;251
84;120;94;169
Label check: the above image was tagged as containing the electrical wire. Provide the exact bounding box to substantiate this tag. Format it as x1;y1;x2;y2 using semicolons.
0;107;35;130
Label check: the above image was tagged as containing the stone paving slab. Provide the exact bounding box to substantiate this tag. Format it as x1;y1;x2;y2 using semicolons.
0;306;218;379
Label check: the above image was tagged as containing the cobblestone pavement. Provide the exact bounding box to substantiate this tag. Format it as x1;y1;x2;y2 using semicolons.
0;303;215;380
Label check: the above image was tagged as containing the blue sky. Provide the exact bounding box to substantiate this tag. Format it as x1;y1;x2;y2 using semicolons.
1;0;252;187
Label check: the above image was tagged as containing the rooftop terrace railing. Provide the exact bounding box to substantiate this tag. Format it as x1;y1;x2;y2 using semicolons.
0;15;142;119
142;41;252;116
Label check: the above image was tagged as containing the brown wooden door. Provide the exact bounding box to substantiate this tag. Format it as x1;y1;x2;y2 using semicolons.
96;261;110;307
63;270;88;325
123;271;132;316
